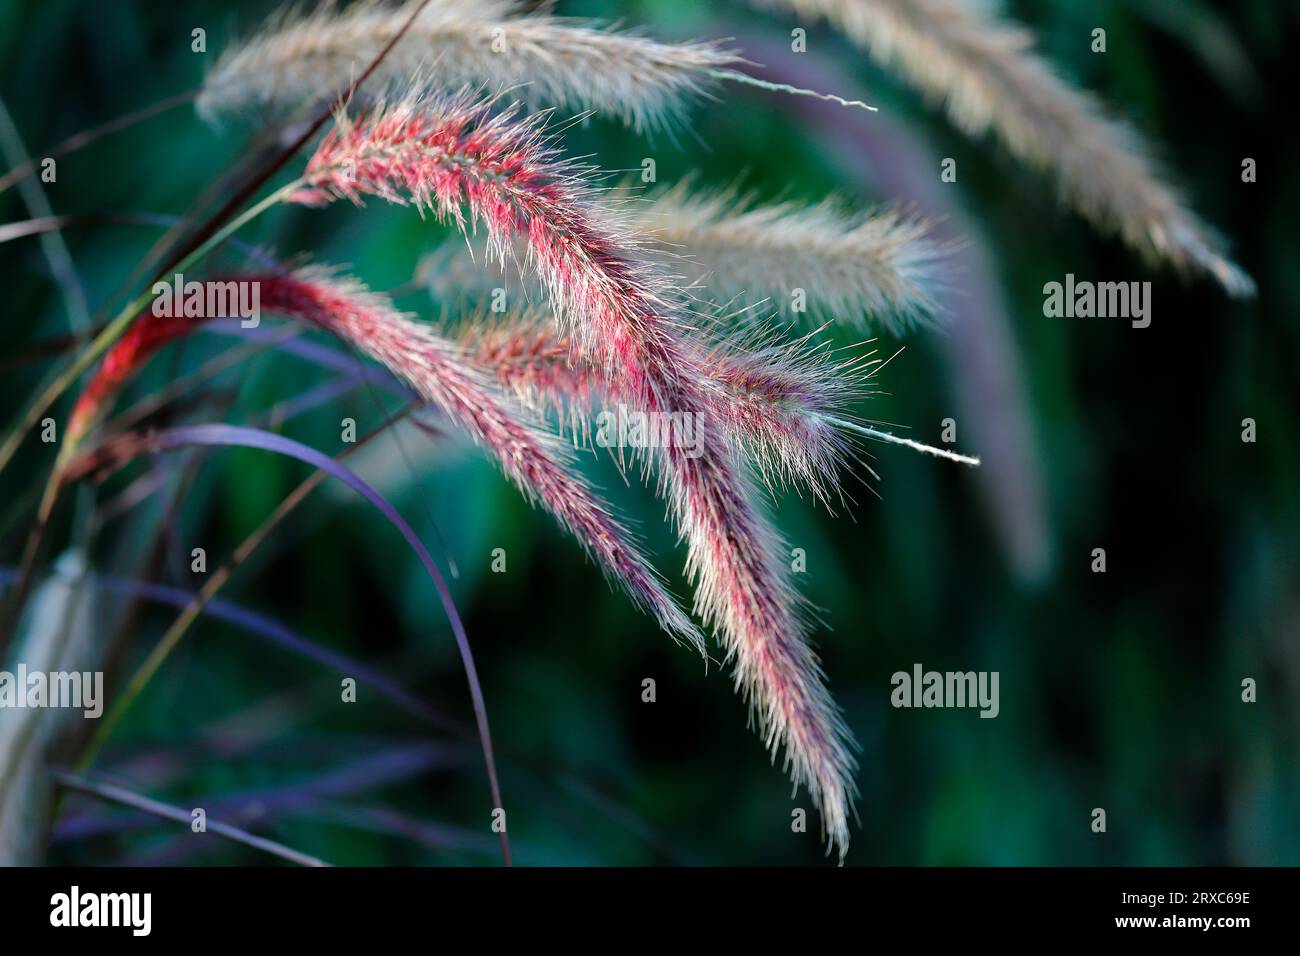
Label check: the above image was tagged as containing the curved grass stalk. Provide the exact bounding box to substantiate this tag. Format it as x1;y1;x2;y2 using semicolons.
70;422;513;866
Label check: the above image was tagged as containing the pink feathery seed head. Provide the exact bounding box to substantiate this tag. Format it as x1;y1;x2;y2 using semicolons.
694;329;879;508
463;313;602;439
294;92;861;854
67;265;701;652
463;316;874;508
246;268;704;652
290;92;673;372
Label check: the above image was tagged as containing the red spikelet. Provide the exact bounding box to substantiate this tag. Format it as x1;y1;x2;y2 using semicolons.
464;316;870;507
69;268;701;650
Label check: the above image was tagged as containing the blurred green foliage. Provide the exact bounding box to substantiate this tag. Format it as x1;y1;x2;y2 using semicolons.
1;0;1296;865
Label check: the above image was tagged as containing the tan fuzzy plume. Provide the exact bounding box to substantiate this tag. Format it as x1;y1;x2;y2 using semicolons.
629;184;947;330
752;0;1254;295
198;0;742;133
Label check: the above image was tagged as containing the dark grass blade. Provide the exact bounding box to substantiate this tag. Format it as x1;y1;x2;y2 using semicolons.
52;769;328;867
54;743;455;843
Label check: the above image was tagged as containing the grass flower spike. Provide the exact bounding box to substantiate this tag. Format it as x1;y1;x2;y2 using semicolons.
463;314;874;507
199;0;743;134
294;91;860;856
630;185;946;330
69;268;703;652
0;0;1264;873
754;0;1254;295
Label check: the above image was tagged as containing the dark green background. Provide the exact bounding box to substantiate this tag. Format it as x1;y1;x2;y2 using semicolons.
1;0;1296;865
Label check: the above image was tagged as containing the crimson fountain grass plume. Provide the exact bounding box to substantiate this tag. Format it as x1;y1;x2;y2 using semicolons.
464;313;876;508
292;91;860;855
68;268;703;652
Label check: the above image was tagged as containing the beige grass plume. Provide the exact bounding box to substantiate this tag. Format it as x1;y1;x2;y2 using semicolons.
198;0;744;134
628;183;947;330
752;0;1254;295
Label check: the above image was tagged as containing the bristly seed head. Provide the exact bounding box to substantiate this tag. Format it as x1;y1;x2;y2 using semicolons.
292;90;861;857
461;312;883;511
198;0;743;135
69;266;704;653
